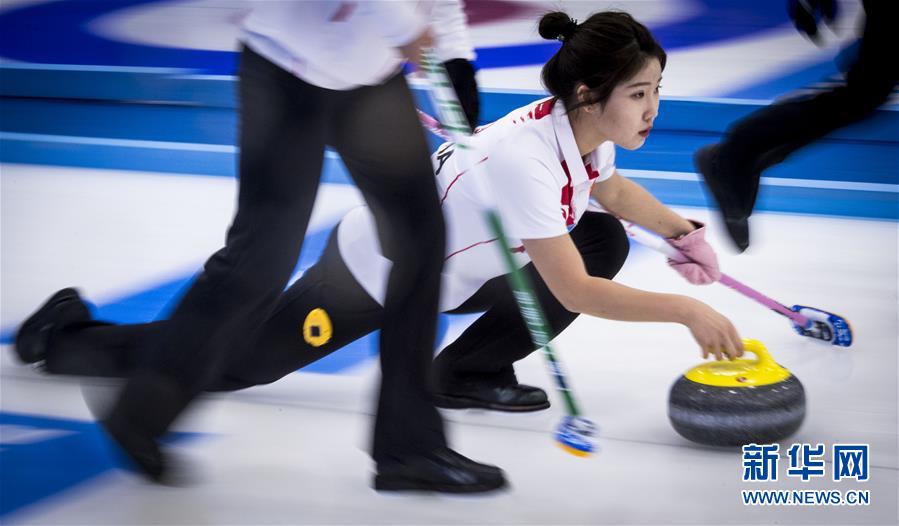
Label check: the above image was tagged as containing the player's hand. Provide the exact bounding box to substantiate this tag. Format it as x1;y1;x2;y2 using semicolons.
788;0;839;44
681;298;744;360
666;220;721;285
398;28;434;70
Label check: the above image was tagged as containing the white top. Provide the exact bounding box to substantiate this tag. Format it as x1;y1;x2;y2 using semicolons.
339;97;617;311
241;0;474;91
428;0;476;63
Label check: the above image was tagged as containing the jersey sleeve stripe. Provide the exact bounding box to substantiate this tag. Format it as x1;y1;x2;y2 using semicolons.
445;237;498;261
440;156;489;205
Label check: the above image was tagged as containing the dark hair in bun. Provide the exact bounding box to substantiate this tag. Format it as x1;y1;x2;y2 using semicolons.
538;11;578;41
539;11;667;111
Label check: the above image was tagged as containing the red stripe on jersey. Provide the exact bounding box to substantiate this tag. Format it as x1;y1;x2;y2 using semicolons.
445;238;497;261
329;2;357;21
440;156;488;205
506;98;557;128
474;121;494;134
533;98;557;120
585;162;601;180
560;160;575;227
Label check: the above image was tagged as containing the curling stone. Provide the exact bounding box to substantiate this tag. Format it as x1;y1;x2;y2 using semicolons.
668;339;805;446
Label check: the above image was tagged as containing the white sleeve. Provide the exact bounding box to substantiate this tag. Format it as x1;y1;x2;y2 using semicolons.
362;1;429;47
488;143;569;240
430;0;476;62
594;141;617;182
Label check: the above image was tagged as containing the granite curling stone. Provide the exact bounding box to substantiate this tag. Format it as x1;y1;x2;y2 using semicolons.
668;339;805;446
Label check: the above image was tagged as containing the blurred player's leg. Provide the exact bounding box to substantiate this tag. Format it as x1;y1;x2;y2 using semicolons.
696;0;898;251
332;72;505;492
100;46;328;483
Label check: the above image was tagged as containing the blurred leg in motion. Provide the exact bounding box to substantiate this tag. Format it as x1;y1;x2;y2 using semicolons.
695;0;899;251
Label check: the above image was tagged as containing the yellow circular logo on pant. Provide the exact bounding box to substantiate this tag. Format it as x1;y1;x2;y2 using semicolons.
303;308;332;347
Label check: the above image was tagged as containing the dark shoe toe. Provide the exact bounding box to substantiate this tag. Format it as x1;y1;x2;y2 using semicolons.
101;416;168;483
14;288;90;364
374;448;506;493
89;373;191;486
434;383;550;412
724;217;750;252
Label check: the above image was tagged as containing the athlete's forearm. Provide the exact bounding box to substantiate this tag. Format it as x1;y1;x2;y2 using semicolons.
563;274;697;323
524;231;697;324
596;175;693;238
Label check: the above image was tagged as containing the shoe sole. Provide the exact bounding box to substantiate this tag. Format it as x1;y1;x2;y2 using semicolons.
14;288;81;364
373;475;507;493
99;417;168;483
433;394;550;413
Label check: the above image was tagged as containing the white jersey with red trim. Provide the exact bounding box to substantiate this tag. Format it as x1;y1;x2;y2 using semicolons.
241;0;474;90
338;97;617;311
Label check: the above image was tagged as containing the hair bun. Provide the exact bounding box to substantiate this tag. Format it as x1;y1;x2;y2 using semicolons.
538;11;578;42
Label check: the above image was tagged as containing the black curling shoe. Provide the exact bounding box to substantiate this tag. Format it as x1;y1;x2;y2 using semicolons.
101;415;169;483
434;383;550;412
694;144;751;252
14;288;91;364
374;447;506;493
93;373;193;486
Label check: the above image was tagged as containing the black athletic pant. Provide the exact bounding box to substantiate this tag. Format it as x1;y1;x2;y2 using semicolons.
716;0;899;216
46;229;382;390
45;212;629;399
105;45;447;464
433;212;630;390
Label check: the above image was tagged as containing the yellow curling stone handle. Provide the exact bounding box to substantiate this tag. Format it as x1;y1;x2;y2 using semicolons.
684;339;792;388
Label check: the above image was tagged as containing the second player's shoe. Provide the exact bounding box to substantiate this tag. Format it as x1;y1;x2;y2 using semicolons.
434;383;550;412
374;447;506;493
694;144;751;252
14;288;91;364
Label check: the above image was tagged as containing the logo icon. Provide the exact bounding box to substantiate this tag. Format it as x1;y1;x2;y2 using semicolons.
742;443;780;481
303;308;333;347
786;443;826;481
833;444;869;481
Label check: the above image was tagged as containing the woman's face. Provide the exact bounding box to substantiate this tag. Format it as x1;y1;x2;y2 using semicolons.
589;57;662;151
